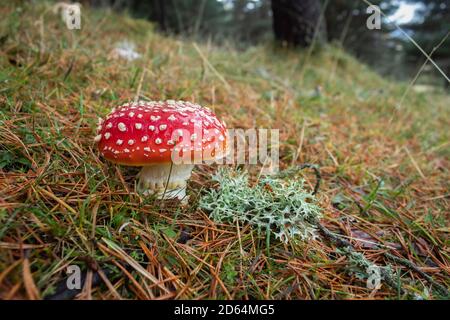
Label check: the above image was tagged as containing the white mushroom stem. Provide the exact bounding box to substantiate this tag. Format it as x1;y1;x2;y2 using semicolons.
137;163;195;201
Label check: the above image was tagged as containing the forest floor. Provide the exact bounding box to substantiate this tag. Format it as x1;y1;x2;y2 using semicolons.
0;2;449;300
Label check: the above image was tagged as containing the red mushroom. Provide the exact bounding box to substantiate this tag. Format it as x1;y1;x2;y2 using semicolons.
95;100;227;201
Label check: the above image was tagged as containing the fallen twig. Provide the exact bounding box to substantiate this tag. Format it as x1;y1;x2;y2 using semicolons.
291;164;449;298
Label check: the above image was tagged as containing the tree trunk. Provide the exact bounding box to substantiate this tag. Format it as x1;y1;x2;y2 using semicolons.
271;0;327;47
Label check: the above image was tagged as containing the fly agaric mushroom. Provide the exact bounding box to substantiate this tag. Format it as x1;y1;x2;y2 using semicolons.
95;100;227;201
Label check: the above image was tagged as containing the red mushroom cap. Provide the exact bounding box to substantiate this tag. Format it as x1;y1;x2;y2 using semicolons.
95;100;227;166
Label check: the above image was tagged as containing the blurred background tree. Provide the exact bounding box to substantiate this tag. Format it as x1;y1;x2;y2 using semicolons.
84;0;449;86
271;0;326;47
402;0;450;87
324;0;402;78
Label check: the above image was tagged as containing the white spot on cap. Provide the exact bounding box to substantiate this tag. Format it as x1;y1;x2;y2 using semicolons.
124;148;130;153
141;135;148;142
94;134;102;142
159;148;167;153
159;124;167;131
168;114;176;121
116;139;123;145
137;114;143;118
118;122;127;132
104;132;111;139
144;147;151;152
167;140;174;145
150;115;161;121
106;122;113;129
155;138;162;144
128;139;135;145
149;125;155;131
135;123;142;130
129;112;135;117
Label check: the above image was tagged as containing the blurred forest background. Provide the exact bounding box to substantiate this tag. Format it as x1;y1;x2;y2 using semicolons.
81;0;449;87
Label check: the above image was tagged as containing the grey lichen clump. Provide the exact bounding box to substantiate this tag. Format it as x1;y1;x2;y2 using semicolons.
199;168;322;243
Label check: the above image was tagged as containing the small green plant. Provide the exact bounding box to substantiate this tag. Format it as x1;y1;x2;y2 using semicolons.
199;167;322;243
